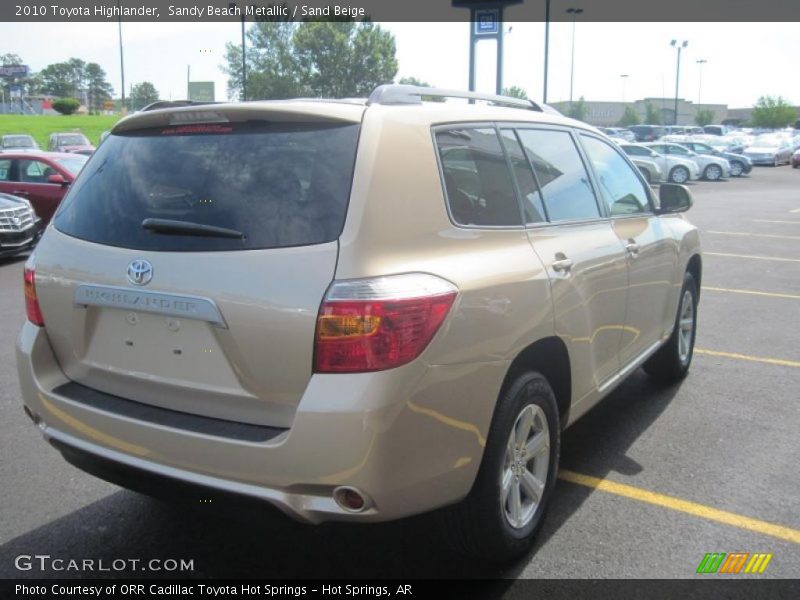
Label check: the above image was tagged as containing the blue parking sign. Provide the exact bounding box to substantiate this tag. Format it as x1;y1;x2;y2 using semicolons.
475;9;499;35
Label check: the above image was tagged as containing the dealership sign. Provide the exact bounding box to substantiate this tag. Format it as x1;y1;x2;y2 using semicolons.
0;65;29;78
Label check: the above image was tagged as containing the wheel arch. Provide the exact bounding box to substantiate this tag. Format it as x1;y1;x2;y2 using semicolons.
501;337;572;429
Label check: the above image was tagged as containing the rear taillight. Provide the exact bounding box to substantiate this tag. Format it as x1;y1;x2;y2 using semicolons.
314;273;457;373
23;266;45;327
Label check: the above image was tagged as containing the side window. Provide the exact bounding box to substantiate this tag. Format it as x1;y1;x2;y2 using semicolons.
580;135;651;216
19;160;53;183
498;129;546;224
436;128;522;227
669;145;690;156
516;128;600;222
0;159;10;181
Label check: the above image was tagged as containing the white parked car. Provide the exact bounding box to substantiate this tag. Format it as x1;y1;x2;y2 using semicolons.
619;143;700;184
646;142;730;181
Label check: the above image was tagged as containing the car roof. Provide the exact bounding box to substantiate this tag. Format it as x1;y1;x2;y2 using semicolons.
111;96;595;136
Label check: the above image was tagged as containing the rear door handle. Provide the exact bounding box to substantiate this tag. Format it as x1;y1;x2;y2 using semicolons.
552;258;574;273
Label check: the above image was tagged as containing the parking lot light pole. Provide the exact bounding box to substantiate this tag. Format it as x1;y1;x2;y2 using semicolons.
671;39;688;126
696;58;707;105
566;7;583;110
620;74;628;103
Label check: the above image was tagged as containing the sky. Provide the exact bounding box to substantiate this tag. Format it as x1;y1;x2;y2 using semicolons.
0;21;798;108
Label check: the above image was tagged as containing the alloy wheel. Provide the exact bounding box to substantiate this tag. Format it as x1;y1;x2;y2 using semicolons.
501;404;550;530
677;289;695;365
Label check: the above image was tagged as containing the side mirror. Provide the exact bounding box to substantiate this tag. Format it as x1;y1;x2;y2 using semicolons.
47;173;68;185
657;184;693;214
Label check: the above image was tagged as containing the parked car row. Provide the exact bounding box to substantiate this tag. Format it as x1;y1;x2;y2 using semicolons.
0;150;88;257
1;132;96;155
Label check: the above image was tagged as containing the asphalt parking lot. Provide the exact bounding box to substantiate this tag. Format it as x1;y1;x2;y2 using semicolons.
0;166;798;581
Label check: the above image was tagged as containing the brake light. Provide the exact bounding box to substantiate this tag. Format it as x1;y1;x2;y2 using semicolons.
314;274;457;373
23;266;45;326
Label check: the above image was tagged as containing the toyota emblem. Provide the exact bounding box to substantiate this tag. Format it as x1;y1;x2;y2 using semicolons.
127;259;153;286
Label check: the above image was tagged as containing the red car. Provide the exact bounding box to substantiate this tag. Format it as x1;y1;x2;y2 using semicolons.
0;151;88;224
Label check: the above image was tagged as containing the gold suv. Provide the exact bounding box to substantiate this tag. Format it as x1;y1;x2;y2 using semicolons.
17;86;701;561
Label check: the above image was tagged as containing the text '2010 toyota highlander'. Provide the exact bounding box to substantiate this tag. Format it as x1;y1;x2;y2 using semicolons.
17;86;701;561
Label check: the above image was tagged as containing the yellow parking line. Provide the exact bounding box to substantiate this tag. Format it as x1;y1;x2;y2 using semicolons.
705;252;800;263
703;286;800;300
753;219;800;225
695;348;800;368
558;470;800;545
707;230;800;241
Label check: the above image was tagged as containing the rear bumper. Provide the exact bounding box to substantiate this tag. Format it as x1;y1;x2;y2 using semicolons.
16;322;507;524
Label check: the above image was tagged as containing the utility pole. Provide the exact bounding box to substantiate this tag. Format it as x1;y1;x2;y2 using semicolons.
118;0;125;113
620;74;628;103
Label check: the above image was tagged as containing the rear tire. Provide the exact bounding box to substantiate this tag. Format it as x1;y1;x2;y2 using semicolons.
644;271;698;384
729;161;744;177
441;372;560;562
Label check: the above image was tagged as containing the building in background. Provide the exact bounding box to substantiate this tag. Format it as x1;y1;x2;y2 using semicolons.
550;97;728;127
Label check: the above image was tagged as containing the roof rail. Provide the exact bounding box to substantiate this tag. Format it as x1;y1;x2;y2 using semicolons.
139;100;221;112
367;84;547;112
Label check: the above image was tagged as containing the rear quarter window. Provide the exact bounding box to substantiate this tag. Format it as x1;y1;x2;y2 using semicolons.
54;121;360;251
435;127;523;227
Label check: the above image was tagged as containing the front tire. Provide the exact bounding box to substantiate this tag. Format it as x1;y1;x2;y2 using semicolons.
644;271;698;384
442;372;560;562
638;167;652;184
703;164;723;181
669;165;690;184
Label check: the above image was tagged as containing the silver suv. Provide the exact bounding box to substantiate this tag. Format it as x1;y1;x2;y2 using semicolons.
17;86;701;561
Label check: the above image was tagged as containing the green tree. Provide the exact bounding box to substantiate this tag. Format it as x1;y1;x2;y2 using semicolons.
130;81;160;111
38;63;75;98
66;58;87;102
85;63;113;113
750;96;797;129
644;102;661;125
223;20;397;100
617;105;640;126
502;85;528;100
694;108;715;127
52;97;80;115
568;96;587;121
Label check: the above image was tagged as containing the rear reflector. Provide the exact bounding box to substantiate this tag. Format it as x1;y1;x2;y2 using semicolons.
23;266;44;327
314;274;457;373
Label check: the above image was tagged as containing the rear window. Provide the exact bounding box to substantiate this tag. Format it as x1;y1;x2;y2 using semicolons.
54;121;360;251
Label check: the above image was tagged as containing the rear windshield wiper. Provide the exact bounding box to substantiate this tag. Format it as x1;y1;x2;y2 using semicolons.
142;218;245;239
